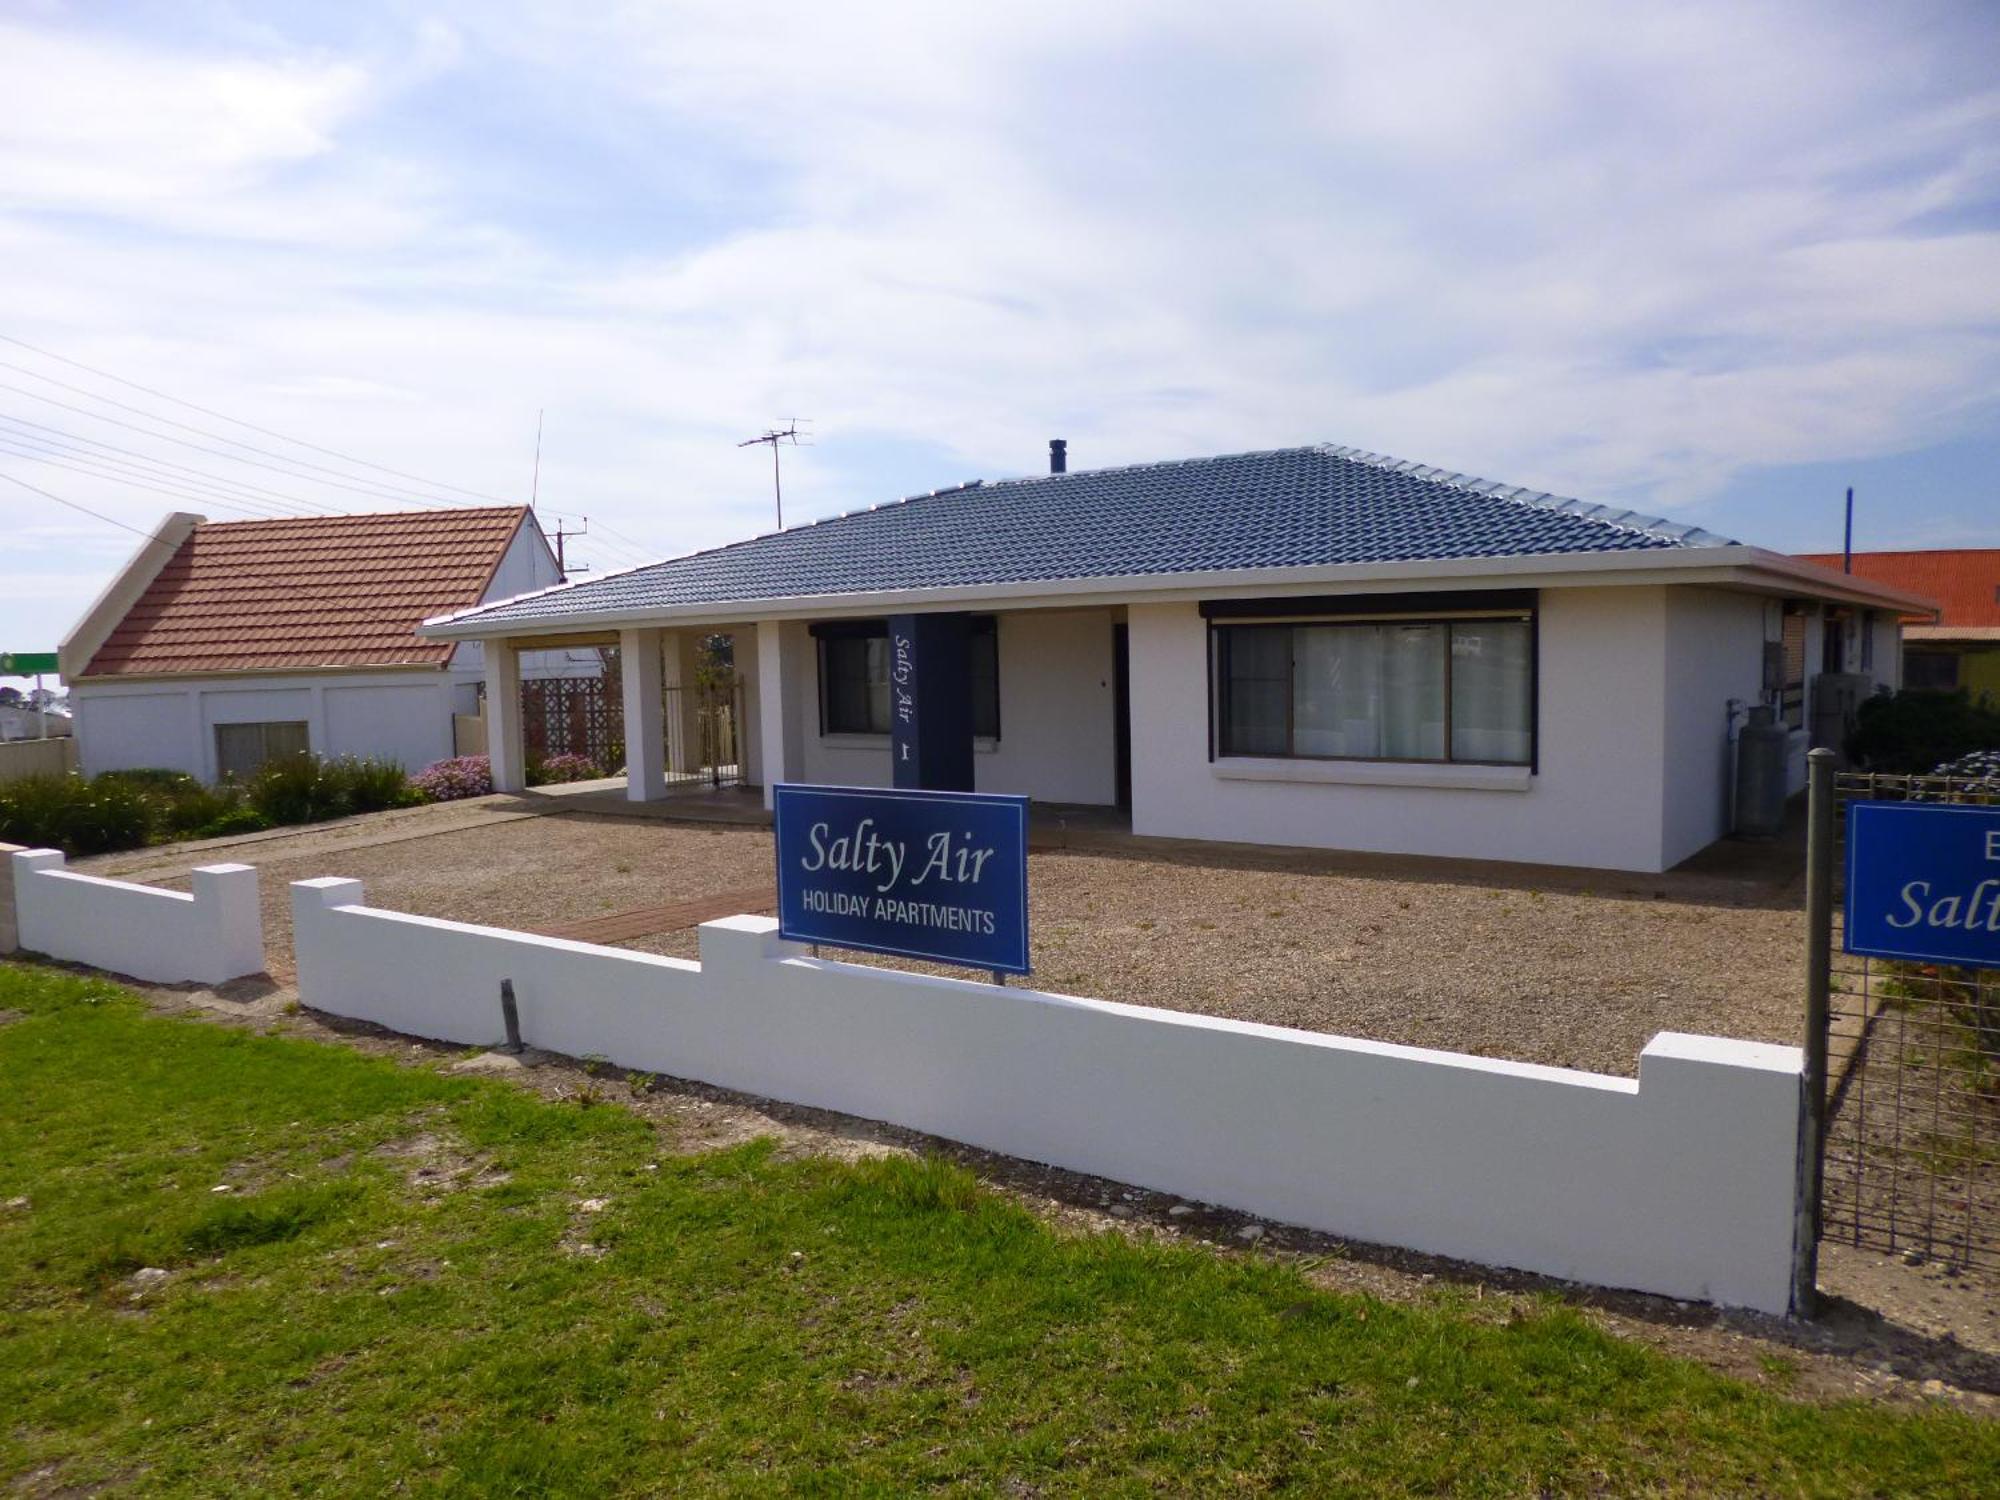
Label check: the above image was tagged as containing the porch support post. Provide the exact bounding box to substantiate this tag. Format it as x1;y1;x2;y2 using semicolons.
755;620;802;809
662;630;704;775
620;626;667;802
483;637;526;793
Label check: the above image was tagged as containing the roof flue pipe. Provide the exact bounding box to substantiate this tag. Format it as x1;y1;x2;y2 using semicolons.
1049;438;1067;474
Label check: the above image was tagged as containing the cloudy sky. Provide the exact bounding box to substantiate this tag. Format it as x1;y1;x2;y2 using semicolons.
3;0;1998;684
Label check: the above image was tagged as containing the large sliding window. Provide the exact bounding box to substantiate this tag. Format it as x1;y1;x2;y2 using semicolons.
814;618;999;738
1209;594;1535;767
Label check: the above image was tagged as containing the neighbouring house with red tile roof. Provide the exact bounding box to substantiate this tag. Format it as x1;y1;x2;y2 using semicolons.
1795;549;2000;702
59;507;595;781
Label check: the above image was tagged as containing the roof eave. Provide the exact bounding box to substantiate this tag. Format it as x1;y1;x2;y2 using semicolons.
420;544;1928;640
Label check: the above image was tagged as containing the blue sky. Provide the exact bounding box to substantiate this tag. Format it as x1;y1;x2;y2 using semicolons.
3;0;1998;686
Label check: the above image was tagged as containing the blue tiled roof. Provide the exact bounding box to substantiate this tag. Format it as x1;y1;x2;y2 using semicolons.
441;443;1735;628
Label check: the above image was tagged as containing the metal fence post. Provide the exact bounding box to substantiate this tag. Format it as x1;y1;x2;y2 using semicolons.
1792;747;1836;1317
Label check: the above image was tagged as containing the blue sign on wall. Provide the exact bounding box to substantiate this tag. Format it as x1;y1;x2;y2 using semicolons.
773;783;1031;975
1845;801;2000;968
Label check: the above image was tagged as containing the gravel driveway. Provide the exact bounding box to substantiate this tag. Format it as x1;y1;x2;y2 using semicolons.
97;799;1806;1079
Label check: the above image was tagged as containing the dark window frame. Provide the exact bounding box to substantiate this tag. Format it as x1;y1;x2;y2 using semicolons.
1204;593;1538;771
811;617;1000;740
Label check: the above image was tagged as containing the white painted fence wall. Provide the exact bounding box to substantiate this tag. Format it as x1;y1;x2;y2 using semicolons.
291;878;1804;1314
10;849;264;984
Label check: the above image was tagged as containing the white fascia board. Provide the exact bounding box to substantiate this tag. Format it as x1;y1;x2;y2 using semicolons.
58;511;205;680
1729;549;1940;614
417;543;1934;643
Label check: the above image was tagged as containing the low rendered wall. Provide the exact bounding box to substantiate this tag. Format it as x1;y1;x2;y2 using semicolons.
0;737;78;784
11;850;264;985
291;879;1805;1314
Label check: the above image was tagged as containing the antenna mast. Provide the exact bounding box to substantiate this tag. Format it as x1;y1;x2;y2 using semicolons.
737;419;811;529
532;408;544;505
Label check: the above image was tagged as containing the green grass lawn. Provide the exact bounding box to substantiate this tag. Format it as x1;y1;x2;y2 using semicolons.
2;960;1995;1496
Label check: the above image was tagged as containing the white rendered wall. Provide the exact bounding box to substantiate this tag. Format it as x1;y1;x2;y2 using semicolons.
1126;587;1677;872
796;608;1119;806
72;671;458;780
12;849;263;984
289;883;1804;1314
1660;587;1766;869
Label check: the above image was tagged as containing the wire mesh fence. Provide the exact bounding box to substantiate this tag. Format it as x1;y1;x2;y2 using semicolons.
1822;769;1999;1275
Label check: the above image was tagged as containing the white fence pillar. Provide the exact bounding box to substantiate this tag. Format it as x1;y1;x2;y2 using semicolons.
11;850;263;984
483;638;526;793
620;627;667;801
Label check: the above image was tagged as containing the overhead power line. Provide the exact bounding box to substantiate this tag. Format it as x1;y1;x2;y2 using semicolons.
0;372;484;511
1;471;353;597
0;382;513;513
0;416;342;517
0;440;293;520
0;332;523;508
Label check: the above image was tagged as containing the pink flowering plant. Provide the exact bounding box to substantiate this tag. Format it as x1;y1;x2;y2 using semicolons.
528;753;603;786
411;756;494;802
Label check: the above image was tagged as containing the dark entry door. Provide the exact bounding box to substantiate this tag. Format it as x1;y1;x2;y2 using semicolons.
1113;623;1132;810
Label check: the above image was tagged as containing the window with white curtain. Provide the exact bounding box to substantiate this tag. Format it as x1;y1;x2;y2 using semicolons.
1214;611;1533;766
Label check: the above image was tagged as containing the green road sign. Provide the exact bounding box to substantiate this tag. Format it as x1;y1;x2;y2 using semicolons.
0;652;59;675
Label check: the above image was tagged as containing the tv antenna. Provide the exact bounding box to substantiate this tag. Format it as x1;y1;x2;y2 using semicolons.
737;419;811;529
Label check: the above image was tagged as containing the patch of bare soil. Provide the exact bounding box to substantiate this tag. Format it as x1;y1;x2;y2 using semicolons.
129;971;1999;1416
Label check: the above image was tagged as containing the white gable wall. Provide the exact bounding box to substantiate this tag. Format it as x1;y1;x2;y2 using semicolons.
448;519;601;696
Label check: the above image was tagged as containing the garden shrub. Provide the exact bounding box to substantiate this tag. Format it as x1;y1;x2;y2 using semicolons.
0;773;154;856
411;755;493;802
244;755;352;825
2;756;422;856
526;752;601;786
196;806;272;839
1846;689;2000;774
328;756;426;813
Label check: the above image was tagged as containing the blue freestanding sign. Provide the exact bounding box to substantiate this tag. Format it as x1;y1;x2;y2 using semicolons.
1845;801;2000;968
773;783;1031;975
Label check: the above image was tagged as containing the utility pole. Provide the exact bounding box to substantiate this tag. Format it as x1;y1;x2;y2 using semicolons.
1842;486;1854;574
737;420;810;530
547;516;590;578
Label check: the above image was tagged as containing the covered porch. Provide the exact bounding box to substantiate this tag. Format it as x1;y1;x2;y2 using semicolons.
475;604;1131;813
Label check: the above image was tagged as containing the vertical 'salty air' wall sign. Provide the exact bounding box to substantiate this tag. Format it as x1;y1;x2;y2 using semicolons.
1844;802;2000;968
773;783;1031;975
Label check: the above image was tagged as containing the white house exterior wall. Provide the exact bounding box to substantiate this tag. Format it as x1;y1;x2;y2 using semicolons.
795;609;1119;806
73;669;458;780
1660;587;1767;869
1125;587;1682;873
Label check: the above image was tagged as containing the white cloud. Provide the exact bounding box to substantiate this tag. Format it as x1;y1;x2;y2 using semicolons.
0;0;1996;659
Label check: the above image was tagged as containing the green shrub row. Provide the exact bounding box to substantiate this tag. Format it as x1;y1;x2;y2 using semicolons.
0;755;424;857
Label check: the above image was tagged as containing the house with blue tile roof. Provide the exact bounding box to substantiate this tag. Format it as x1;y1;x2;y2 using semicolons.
423;442;1929;872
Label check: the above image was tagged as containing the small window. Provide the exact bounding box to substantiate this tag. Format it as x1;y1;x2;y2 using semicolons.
815;618;999;738
215;720;309;780
1780;607;1807;728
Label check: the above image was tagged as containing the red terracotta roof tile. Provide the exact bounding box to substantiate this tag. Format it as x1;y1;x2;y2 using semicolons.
84;507;530;677
1795;549;2000;628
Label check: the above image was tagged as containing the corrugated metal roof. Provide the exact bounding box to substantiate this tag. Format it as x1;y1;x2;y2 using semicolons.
84;507;529;677
441;443;1734;630
1795;549;2000;628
